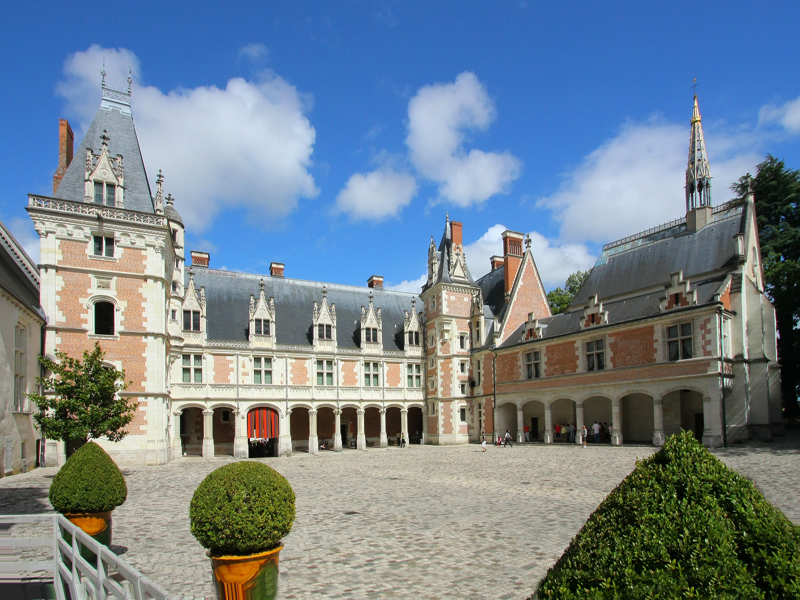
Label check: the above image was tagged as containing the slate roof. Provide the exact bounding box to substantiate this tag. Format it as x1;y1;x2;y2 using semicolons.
476;265;507;320
0;220;43;320
425;217;476;289
188;268;420;351
54;96;154;214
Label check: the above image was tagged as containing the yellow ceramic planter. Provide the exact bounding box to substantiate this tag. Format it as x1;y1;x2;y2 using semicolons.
210;544;282;600
64;510;113;546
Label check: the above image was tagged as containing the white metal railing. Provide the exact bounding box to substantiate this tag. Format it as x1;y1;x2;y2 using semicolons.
0;514;170;600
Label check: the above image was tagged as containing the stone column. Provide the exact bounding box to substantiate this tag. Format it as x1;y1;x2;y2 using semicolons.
233;409;248;458
400;408;409;446
575;402;584;446
309;409;318;455
333;408;343;452
517;406;524;443
280;409;293;456
702;394;723;447
421;405;428;444
611;398;623;446
652;398;665;447
379;408;388;448
357;409;367;451
202;409;215;457
171;410;184;458
543;404;553;444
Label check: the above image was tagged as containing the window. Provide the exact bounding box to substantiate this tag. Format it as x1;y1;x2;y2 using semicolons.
525;351;541;379
722;317;731;358
253;357;272;384
171;281;178;293
460;383;466;395
171;229;178;243
175;258;181;269
668;323;693;361
460;361;467;373
428;356;435;369
182;354;203;383
407;364;421;387
170;310;177;321
431;296;436;310
476;360;482;385
254;319;271;336
459;335;467;350
586;339;605;371
407;331;420;346
14;325;26;411
460;407;467;422
364;328;378;343
95;302;115;335
93;235;114;257
183;310;200;331
429;334;435;348
318;324;332;340
93;181;117;206
317;360;334;386
364;362;380;387
428;378;435;392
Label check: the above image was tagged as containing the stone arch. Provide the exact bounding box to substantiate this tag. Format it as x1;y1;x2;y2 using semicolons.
208;401;236;411
340;406;359;449
583;396;612;443
179;406;204;456
315;405;337;450
550;398;576;443
386;406;402;445
620;392;655;444
495;397;518;409
212;407;235;456
247;406;280;458
521;399;545;441
363;405;382;447
245;401;285;418
289;406;310;453
407;406;424;444
497;402;518;441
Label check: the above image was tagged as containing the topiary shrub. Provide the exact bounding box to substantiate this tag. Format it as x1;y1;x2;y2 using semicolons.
190;461;296;557
49;441;127;514
533;431;800;599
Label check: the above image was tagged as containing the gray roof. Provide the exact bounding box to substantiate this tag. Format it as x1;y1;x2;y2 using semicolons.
476;265;506;320
164;203;183;225
188;268;420;351
570;202;745;308
0;220;43;320
54;103;154;213
425;217;475;289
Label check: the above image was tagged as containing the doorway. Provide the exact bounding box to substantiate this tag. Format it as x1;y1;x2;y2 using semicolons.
530;417;539;440
693;413;705;439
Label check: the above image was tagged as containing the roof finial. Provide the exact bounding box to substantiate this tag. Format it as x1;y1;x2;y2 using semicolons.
369;290;374;304
691;77;699;98
165;193;174;206
127;67;133;94
525;234;531;250
100;129;110;148
322;285;327;298
260;277;265;291
446;211;449;222
101;58;106;88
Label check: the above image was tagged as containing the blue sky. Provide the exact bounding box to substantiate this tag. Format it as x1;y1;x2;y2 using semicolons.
2;1;799;292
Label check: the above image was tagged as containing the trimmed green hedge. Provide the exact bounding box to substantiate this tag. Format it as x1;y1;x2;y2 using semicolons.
190;461;295;556
49;441;127;514
533;431;800;599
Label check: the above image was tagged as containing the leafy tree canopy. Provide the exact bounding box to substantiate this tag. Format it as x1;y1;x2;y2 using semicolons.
732;156;800;416
30;343;137;443
547;269;590;315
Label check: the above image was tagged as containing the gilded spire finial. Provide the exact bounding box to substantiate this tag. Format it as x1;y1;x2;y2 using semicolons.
127;67;132;94
691;77;698;97
101;58;106;88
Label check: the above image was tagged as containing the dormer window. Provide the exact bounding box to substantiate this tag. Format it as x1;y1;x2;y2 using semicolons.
183;310;200;331
93;182;117;206
407;331;420;346
365;328;378;343
255;319;271;336
318;324;332;340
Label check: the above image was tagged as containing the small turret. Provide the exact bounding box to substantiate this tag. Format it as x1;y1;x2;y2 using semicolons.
686;92;713;232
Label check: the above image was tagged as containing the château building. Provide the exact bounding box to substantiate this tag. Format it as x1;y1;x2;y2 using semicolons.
25;77;782;467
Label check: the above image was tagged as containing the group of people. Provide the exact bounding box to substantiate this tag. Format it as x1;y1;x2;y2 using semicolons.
553;422;577;443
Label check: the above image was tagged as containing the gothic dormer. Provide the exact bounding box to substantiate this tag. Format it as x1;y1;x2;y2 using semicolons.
84;129;124;207
581;294;608;329
313;286;336;351
249;278;276;348
181;271;207;343
660;271;698;311
403;298;423;355
360;291;382;354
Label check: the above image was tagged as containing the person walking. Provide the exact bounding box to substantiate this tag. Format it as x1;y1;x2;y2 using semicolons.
581;425;588;448
592;421;601;444
481;435;487;452
400;433;406;448
524;424;530;442
504;430;513;447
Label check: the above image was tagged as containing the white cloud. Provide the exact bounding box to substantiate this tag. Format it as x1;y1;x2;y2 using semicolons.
238;43;269;62
335;167;417;221
406;72;522;207
759;94;800;134
57;45;318;230
8;218;40;264
386;274;426;293
463;224;595;290
537;118;760;244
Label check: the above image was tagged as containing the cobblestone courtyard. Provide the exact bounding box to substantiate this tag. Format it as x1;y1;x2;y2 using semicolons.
2;439;798;599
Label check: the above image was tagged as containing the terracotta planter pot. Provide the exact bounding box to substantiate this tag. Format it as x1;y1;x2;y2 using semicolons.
65;510;113;547
210;544;282;600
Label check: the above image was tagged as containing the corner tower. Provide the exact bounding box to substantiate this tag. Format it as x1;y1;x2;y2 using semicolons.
686;93;713;231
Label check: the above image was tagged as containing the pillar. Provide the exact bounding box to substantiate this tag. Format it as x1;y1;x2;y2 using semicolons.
702;394;723;447
543;404;553;444
357;409;366;451
334;408;343;452
202;409;215;457
611;398;623;446
171;410;183;458
309;409;318;455
280;409;293;456
517;406;524;443
575;402;584;445
232;409;247;458
652;398;665;447
379;408;388;448
421;405;428;444
400;408;409;446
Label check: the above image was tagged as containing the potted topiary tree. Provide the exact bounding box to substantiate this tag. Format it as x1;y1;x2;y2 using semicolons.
190;462;296;600
48;441;127;547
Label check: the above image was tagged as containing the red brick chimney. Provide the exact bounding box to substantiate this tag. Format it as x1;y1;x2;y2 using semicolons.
501;231;524;298
367;275;384;289
53;119;74;193
190;251;210;268
451;221;463;248
490;255;504;271
270;262;285;277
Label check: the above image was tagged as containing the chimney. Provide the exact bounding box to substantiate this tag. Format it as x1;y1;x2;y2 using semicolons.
367;275;384;289
190;251;210;268
451;221;463;247
270;262;285;277
501;230;524;298
53;119;74;193
490;255;504;271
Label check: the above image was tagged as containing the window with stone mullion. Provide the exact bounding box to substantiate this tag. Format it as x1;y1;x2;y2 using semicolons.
255;319;271;336
364;362;380;386
182;354;202;383
318;324;332;340
667;323;693;361
525;350;541;379
253;357;272;384
14;325;26;411
317;360;334;386
586;339;605;372
407;364;421;387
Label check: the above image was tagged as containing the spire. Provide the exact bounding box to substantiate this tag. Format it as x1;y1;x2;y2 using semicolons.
685;93;712;212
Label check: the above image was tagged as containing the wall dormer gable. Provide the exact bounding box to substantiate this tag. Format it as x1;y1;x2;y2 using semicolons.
249;278;276;347
360;291;382;352
313;286;337;350
181;272;207;341
403;298;423;352
581;294;608;328
523;312;545;340
84;129;124;207
660;270;698;311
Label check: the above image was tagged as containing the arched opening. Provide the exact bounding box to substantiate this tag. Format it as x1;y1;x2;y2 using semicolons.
94;301;115;335
386;406;401;445
583;396;612;444
316;406;336;450
247;407;279;457
663;389;704;440
364;406;381;448
290;407;310;453
550;398;576;443
522;400;545;442
497;402;517;443
621;393;654;443
212;407;234;456
341;407;358;449
408;407;423;444
180;408;204;456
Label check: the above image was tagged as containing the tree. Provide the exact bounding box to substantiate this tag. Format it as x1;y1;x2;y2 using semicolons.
732;156;800;417
29;343;138;443
547;269;590;315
